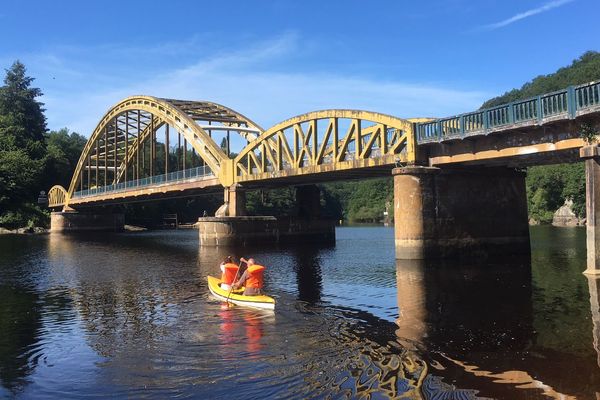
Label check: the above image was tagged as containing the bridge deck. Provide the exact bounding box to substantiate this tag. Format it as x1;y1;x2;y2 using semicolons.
69;167;220;207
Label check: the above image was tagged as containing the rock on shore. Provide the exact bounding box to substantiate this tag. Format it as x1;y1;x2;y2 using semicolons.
552;199;585;227
0;226;48;234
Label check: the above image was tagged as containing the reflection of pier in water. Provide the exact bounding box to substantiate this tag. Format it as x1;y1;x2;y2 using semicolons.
587;275;600;369
396;257;600;399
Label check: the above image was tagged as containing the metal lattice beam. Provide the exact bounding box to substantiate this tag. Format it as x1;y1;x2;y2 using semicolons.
233;109;414;183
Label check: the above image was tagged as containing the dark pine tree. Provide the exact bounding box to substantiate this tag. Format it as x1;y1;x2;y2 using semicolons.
0;61;48;228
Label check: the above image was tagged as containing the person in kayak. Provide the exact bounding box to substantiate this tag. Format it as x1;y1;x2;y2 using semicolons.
232;257;265;296
220;256;239;290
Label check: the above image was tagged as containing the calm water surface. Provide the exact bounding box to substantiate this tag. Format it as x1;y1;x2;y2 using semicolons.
0;226;598;399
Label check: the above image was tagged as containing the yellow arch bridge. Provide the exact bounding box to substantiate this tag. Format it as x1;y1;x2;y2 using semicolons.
48;96;416;211
48;81;600;269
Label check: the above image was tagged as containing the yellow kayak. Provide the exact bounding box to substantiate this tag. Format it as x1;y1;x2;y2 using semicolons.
207;275;275;310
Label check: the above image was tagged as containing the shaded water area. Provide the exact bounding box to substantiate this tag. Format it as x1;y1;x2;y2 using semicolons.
0;226;599;398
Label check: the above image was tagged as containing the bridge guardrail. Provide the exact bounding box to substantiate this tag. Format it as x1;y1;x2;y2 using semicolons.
416;80;600;143
73;166;214;199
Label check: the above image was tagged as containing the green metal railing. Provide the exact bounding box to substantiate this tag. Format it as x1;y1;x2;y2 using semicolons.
73;166;214;198
416;80;600;143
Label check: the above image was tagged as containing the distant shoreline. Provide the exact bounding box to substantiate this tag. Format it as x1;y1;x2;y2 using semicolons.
0;227;48;235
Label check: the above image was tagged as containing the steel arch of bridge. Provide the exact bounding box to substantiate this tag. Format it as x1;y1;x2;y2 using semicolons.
48;185;68;208
65;96;263;205
234;109;415;183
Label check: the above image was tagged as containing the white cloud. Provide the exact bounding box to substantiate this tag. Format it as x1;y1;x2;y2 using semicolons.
481;0;575;30
39;34;489;140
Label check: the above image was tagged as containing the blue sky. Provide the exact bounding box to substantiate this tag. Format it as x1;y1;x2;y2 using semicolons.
0;0;597;136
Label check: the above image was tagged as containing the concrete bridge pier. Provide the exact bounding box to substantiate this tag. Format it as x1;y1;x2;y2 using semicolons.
392;166;530;259
50;209;124;233
581;146;600;275
197;183;335;247
220;184;247;217
295;184;321;219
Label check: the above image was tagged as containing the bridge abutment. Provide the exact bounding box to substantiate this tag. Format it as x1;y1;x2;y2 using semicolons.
50;210;124;233
581;146;600;275
392;166;530;259
197;216;278;246
198;184;335;246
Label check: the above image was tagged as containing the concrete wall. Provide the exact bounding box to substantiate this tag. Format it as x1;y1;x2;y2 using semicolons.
393;166;530;259
198;216;278;246
50;211;124;233
197;216;336;247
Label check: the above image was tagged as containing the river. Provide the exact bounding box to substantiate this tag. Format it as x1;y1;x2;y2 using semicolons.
0;226;598;399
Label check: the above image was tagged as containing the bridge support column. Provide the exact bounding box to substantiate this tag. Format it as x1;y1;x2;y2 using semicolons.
216;184;246;217
198;184;335;246
392;166;530;259
50;210;124;233
581;146;600;274
295;184;321;219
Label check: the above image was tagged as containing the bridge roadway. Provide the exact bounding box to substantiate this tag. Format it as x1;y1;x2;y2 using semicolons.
47;80;600;272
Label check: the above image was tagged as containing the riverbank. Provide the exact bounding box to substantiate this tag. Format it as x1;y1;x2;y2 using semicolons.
0;226;48;234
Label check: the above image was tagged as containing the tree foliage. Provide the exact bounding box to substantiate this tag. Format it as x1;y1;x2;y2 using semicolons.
44;128;87;189
322;179;392;222
0;61;49;228
246;188;296;216
0;61;89;229
526;164;585;223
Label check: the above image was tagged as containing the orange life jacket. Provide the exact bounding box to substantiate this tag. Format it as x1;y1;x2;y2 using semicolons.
246;265;265;289
221;263;239;285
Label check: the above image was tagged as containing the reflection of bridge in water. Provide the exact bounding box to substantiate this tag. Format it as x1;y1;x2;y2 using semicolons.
47;81;600;271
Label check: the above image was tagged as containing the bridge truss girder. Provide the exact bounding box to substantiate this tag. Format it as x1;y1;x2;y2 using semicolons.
63;96;263;207
233;109;415;184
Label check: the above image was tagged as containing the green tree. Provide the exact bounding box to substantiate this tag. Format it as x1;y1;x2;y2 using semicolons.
346;178;392;222
246;188;296;216
0;61;48;228
44;128;87;189
526;163;586;222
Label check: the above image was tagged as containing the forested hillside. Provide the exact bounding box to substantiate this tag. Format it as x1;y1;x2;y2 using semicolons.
487;51;600;223
481;51;600;108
